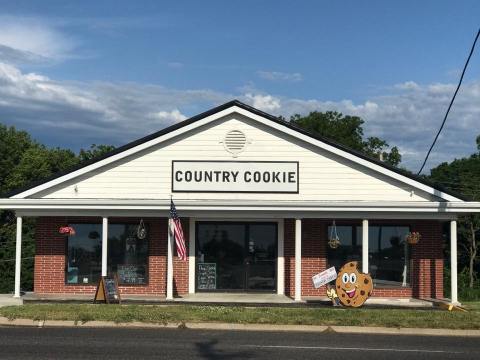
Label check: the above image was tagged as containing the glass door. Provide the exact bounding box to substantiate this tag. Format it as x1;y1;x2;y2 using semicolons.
196;222;277;292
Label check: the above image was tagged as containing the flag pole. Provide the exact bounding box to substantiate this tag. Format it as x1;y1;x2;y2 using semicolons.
166;194;174;300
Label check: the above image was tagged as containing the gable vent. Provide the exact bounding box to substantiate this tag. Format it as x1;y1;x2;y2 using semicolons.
224;130;247;155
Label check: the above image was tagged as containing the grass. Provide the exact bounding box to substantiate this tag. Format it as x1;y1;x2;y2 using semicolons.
1;303;480;329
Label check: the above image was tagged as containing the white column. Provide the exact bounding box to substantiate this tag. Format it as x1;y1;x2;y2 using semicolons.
101;217;108;277
450;220;459;305
362;219;369;274
277;219;285;295
13;216;22;298
166;219;174;300
294;218;302;301
188;218;196;294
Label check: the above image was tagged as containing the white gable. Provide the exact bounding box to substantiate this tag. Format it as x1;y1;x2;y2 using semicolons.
31;111;444;202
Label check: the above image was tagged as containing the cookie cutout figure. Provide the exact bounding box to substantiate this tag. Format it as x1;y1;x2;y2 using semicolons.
335;261;373;307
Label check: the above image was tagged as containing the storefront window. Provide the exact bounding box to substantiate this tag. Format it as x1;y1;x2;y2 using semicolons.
366;226;410;286
66;224;102;284
327;226;362;271
327;224;410;287
108;224;148;285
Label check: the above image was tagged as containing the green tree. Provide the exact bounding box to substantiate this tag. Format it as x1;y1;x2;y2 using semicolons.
79;144;116;162
290;111;402;166
0;123;115;293
429;136;480;289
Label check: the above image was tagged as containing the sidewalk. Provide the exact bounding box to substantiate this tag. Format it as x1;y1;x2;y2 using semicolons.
1;316;479;337
0;295;23;308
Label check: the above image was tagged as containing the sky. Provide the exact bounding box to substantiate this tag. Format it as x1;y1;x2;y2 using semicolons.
0;0;479;173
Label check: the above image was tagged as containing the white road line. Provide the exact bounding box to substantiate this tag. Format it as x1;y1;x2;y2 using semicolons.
241;344;462;354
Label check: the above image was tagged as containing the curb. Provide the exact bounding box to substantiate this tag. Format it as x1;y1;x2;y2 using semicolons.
1;317;479;337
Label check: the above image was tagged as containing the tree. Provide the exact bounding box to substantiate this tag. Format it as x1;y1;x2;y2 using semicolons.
79;144;116;162
0;123;115;293
429;136;480;289
290;111;402;166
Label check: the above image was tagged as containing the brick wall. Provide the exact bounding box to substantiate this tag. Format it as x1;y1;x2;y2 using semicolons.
35;216;444;299
34;216;190;296
284;218;444;299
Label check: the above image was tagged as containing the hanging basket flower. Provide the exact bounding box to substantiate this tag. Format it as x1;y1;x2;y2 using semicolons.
328;237;341;249
406;231;421;245
59;226;76;236
328;220;341;249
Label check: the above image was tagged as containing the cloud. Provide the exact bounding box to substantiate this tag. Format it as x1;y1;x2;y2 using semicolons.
0;60;479;173
0;16;76;64
257;70;303;82
263;81;480;172
151;109;187;122
244;93;281;112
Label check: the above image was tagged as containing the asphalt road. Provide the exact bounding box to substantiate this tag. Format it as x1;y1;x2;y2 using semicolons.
0;326;478;360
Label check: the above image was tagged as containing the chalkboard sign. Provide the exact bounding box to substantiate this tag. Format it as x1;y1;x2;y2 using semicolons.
197;263;216;290
118;265;145;285
94;276;121;304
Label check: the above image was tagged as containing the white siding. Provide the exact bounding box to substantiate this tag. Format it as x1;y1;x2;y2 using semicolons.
36;114;438;202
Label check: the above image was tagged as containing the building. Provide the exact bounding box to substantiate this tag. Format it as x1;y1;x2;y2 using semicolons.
1;100;479;304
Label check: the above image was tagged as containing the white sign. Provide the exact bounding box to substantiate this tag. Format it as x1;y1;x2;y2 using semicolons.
172;161;299;193
312;266;337;289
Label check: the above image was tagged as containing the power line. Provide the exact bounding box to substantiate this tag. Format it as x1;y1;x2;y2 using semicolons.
417;28;480;175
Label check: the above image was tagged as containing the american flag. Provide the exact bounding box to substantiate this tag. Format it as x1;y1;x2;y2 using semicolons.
169;199;187;261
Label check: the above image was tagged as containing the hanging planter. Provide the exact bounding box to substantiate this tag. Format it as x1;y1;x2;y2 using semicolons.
328;220;341;249
137;219;147;239
406;231;421;245
59;226;76;236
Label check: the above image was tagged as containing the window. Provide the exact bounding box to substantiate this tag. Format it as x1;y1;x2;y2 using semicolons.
108;224;148;285
327;224;410;287
367;226;410;286
327;225;362;271
66;224;102;284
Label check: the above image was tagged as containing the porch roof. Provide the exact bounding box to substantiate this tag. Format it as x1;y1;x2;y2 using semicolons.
2;198;480;219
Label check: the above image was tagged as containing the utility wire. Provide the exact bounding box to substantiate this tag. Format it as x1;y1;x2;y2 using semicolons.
417;28;480;175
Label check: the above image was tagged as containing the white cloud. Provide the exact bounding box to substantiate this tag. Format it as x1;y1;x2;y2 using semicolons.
257;70;303;82
0;16;75;63
0;60;479;173
152;109;187;123
244;93;281;111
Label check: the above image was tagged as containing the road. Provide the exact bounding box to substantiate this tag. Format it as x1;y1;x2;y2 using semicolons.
0;326;478;359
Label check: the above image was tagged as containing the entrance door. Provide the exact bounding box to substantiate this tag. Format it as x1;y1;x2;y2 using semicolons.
196;222;277;292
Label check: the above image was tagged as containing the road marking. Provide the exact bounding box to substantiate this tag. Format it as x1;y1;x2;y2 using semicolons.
241;344;462;354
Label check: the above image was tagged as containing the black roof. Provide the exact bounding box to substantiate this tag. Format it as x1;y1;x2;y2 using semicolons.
4;99;468;200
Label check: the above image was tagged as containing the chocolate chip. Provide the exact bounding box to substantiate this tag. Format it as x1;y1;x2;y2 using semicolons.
350;262;354;267
337;285;340;289
341;293;345;297
360;290;365;296
364;278;369;284
347;300;351;304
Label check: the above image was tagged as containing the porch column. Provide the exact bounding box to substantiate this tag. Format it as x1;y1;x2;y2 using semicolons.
101;217;108;277
13;216;22;298
294;218;302;301
188;218;195;294
277;219;285;295
450;220;459;304
166;219;174;300
362;219;369;274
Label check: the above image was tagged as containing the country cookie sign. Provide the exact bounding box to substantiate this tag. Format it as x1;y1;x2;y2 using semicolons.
335;261;373;308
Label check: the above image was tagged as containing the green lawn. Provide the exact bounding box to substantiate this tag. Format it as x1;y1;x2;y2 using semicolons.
1;303;480;329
